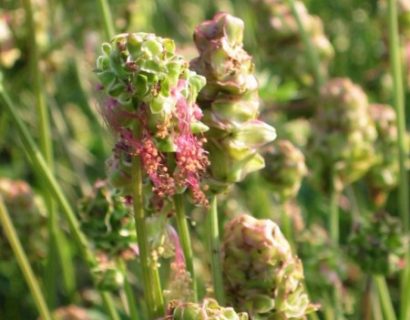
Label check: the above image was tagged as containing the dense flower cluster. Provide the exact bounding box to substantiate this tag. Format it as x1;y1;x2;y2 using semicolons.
222;214;318;319
79;180;137;258
261;139;307;202
252;0;334;87
96;33;209;205
309;78;377;191
166;298;249;320
191;13;276;192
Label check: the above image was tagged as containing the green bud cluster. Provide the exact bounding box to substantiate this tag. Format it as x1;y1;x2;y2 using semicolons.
309;78;377;191
348;212;407;275
191;13;276;192
167;298;249;320
366;104;399;207
96;32;206;123
252;0;334;87
222;214;318;319
79;180;137;258
261;139;307;202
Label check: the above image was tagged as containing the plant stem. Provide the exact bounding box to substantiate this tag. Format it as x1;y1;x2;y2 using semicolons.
207;195;225;305
131;157;164;318
118;259;140;320
374;275;397;320
387;1;410;319
280;202;294;246
0;197;52;320
97;0;115;39
371;279;384;320
173;194;198;301
388;0;409;233
288;0;325;91
23;0;75;304
0;85;120;320
329;188;339;245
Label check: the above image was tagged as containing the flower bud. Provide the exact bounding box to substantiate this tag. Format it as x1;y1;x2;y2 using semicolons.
222;214;318;319
191;13;276;192
309;78;377;191
262;139;307;202
252;0;334;87
79;180;137;258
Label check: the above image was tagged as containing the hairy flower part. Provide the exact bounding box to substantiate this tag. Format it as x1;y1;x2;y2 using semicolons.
309;78;377;192
222;214;318;319
262;139;307;202
78;180;138;258
166;298;249;320
348;212;408;275
191;13;276;192
252;0;334;87
95;33;209;205
365;104;399;208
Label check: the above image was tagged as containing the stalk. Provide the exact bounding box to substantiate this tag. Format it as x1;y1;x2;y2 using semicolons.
374;275;397;320
329;186;339;245
0;85;120;320
118;259;140;320
288;0;325;90
97;0;115;39
22;0;75;303
387;1;410;319
207;195;225;305
131;157;165;318
280;202;294;246
173;194;198;301
0;197;52;320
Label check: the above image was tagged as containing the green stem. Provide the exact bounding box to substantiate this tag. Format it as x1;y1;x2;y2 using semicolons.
329;189;339;245
22;0;73;305
387;1;410;319
388;0;409;233
0;197;52;320
131;157;164;318
0;85;120;320
288;0;325;91
374;275;397;320
97;0;115;39
371;277;384;320
280;202;293;245
173;194;198;302
207;195;225;305
118;260;140;320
